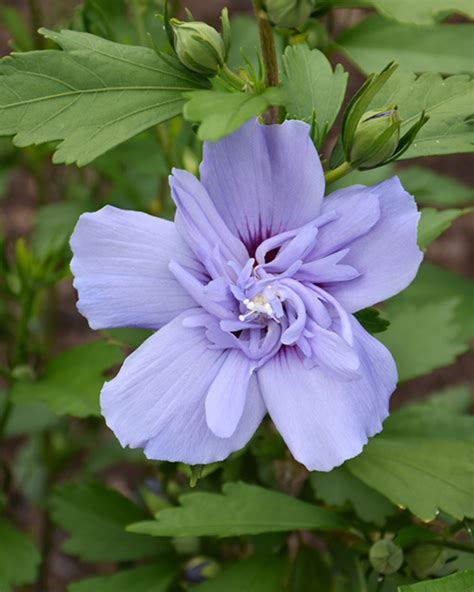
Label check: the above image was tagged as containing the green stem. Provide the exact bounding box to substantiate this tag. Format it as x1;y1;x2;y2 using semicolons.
13;289;36;367
431;540;474;555
27;0;45;49
129;0;148;47
253;0;280;123
324;161;352;184
221;65;246;91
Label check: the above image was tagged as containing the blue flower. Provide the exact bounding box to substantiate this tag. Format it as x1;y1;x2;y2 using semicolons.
70;119;422;471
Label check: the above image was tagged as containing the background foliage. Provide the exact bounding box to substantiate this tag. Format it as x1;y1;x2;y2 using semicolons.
0;0;472;590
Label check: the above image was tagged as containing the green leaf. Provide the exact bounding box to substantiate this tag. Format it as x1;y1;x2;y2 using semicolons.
347;400;474;521
183;88;284;141
32;196;92;258
68;564;177;592
368;69;474;159
281;44;348;147
364;0;474;26
379;299;468;381
0;29;208;166
398;166;474;207
227;15;260;71
354;307;390;334
194;555;286;592
1;395;58;436
11;342;123;417
310;466;395;526
0;518;40;590
51;481;167;562
422;384;473;415
398;570;474;592
338;16;474;75
74;0;168;49
418;207;472;249
288;544;334;592
128;482;345;537
387;262;474;343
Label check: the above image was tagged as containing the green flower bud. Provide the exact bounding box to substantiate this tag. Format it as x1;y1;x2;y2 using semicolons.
406;544;446;579
350;107;401;169
266;0;315;28
170;19;226;76
369;539;404;575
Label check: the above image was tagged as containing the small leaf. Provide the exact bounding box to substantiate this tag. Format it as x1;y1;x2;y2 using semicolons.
338;16;474;75
418;207;472;250
68;564;177;592
347;399;474;521
183;88;284;141
310;466;395;526
51;481;168;562
379;299;468;381
397;569;474;591
128;482;345;538
354;307;390;334
11;341;123;417
0;518;41;589
0;29;208;166
281;44;348;147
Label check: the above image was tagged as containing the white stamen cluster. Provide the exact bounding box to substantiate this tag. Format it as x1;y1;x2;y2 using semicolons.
239;294;274;322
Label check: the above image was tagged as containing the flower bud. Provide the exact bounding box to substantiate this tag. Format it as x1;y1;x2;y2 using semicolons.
170;19;226;76
349;107;401;169
266;0;315;28
369;539;404;575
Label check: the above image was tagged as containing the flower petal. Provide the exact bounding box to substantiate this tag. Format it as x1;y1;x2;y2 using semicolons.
199;119;325;253
101;314;266;464
205;350;257;438
257;318;396;471
320;177;423;312
169;168;248;267
70;206;204;330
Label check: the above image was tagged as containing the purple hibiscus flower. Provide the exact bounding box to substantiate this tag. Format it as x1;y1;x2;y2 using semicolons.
70;119;422;471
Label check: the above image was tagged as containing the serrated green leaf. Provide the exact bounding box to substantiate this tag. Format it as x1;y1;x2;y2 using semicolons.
386;262;474;343
0;518;40;590
11;341;123;417
398;570;474;591
338;16;474;75
281;44;348;147
379;299;468;381
310;466;395;526
68;564;177;592
128;482;345;538
194;555;285;592
183;88;284;141
347;401;474;521
418;207;472;249
51;481;167;562
0;29;208;166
